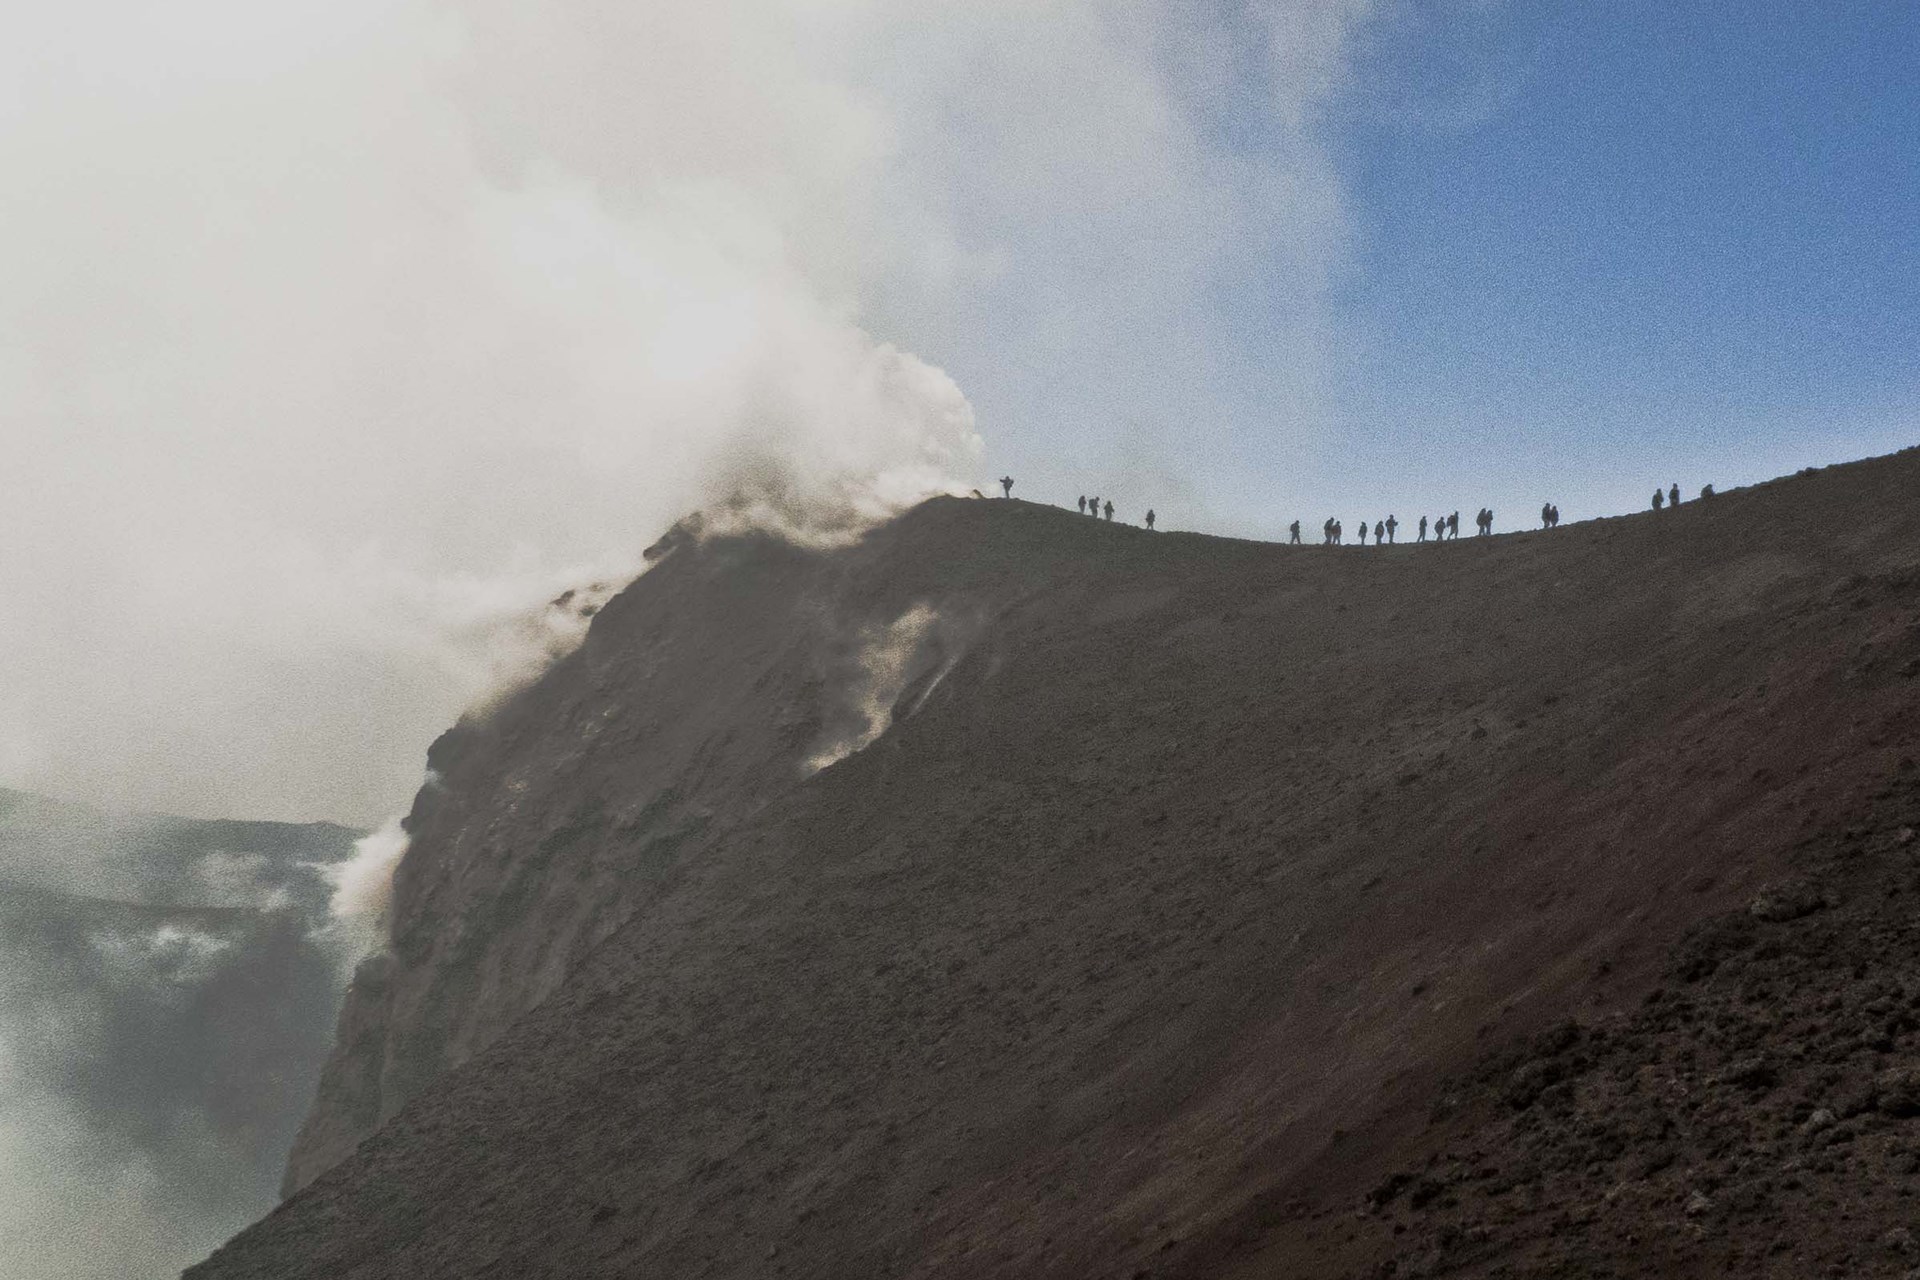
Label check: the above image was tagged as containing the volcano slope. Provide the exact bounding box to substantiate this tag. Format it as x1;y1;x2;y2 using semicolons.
196;449;1920;1280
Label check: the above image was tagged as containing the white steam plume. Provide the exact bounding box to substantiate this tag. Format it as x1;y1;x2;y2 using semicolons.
0;0;983;828
327;818;411;927
0;0;1383;833
802;602;944;771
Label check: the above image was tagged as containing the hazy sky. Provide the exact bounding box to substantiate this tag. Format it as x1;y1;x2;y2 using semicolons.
1;0;1913;825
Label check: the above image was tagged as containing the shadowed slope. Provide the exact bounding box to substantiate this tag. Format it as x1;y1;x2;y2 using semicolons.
201;449;1920;1279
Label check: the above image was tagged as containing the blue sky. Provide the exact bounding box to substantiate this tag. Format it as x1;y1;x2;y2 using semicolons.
944;2;1917;534
1300;1;1916;525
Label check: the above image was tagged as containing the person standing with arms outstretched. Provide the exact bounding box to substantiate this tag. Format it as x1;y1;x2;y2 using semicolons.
999;476;1014;498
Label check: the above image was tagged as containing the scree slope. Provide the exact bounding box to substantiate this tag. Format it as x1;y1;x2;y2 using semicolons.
195;448;1920;1279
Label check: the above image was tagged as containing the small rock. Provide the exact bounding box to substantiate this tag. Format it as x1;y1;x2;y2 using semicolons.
1748;880;1831;923
1899;827;1916;846
1806;1107;1837;1133
1720;1056;1777;1090
1837;1078;1881;1118
1684;1190;1713;1218
1885;1226;1916;1256
1878;1068;1920;1117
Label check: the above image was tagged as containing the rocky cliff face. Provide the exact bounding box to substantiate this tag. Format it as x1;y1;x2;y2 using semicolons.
221;451;1920;1278
283;520;995;1192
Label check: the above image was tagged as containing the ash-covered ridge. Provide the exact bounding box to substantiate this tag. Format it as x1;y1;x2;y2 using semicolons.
215;450;1920;1279
282;513;990;1194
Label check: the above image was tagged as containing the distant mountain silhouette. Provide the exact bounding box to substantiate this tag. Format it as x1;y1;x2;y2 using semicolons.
0;789;358;1279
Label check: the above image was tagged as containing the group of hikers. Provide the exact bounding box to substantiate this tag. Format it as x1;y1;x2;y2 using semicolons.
992;475;1709;542
998;477;1157;529
1071;492;1155;530
1296;508;1510;546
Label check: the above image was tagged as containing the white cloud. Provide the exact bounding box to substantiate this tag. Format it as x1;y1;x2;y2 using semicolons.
0;0;1379;826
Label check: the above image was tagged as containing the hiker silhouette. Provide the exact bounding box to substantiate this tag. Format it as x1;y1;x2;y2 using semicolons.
1669;483;1680;507
1322;517;1334;545
1103;499;1114;521
1374;520;1385;544
1418;515;1428;542
1652;489;1664;511
1289;519;1302;544
1077;496;1086;514
1385;515;1397;544
1089;495;1100;517
1334;519;1344;545
999;476;1014;498
1145;509;1156;530
1449;512;1460;539
1357;520;1368;546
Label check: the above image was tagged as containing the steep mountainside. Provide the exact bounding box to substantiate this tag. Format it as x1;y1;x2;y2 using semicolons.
281;523;990;1191
206;449;1920;1278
